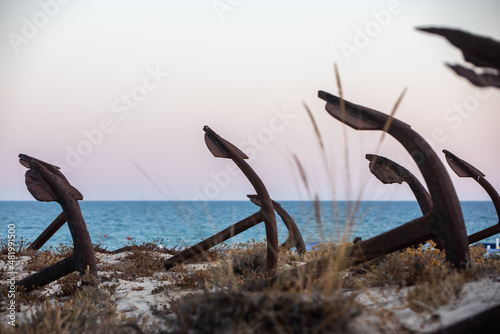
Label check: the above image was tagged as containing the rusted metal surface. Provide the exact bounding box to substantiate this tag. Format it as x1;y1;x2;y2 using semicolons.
16;154;97;293
418;27;500;88
164;126;279;275
249;215;436;291
248;92;470;290
24;156;77;251
443;150;500;244
366;154;432;214
164;212;263;270
368;151;500;246
318;91;469;268
447;65;500;89
27;212;67;251
18;155;84;201
366;154;446;249
247;195;306;253
163;195;306;270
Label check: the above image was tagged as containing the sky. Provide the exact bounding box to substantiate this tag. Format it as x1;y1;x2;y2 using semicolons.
1;0;499;201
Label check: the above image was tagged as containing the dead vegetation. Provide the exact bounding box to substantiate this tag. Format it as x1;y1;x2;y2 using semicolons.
1;236;500;333
1;287;146;334
171;290;363;334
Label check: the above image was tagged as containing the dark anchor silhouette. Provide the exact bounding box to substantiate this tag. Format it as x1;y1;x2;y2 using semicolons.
16;154;98;293
165;126;302;275
443;150;500;244
248;92;470;290
163;195;305;271
417;27;500;89
368;152;500;246
27;212;67;251
317;91;469;268
247;195;306;253
366;154;432;214
366;154;448;249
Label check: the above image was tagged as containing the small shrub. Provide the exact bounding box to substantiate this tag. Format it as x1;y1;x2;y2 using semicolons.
1;287;146;334
57;272;81;297
344;241;448;289
407;269;464;313
172;290;362;333
151;284;170;295
168;264;211;290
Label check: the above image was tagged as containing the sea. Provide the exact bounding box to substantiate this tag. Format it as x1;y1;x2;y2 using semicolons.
1;201;499;251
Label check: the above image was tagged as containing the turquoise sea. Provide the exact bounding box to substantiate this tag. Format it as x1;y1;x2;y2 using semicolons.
0;201;498;251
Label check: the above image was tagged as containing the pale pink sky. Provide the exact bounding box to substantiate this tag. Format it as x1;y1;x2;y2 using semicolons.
1;0;499;201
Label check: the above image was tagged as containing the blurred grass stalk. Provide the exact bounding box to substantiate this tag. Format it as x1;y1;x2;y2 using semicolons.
287;64;411;292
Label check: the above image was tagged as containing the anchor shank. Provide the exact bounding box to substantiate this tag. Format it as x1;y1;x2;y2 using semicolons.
164;212;263;269
28;212;67;251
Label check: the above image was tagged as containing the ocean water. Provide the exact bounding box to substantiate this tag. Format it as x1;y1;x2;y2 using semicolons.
0;201;498;251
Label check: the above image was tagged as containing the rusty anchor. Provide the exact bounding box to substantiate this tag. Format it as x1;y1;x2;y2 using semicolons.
366;154;432;214
417;27;500;89
27;212;67;251
365;154;447;249
16;154;98;293
165;126;300;275
317;90;470;268
163;194;306;272
247;195;306;253
248;92;470;290
368;152;500;246
443;149;500;244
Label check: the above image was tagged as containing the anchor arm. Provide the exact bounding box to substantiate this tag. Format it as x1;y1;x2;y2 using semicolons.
248;195;306;254
366;154;432;214
443;149;500;244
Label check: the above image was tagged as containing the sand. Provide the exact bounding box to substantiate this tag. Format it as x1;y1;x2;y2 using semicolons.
1;249;499;332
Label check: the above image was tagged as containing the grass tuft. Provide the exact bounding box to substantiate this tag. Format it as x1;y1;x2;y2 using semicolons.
172;289;362;334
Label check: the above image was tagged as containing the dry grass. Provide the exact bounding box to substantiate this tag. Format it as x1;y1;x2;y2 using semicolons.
1;235;500;333
98;247;169;283
343;242;500;291
164;263;211;290
171;290;362;334
1;286;146;334
205;240;314;289
406;269;465;313
24;245;72;273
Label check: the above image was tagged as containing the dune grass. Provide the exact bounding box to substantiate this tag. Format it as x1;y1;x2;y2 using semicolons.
1;234;499;333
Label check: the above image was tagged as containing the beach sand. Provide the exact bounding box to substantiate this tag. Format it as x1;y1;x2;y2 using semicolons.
1;246;499;333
